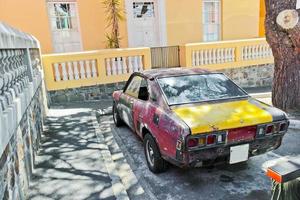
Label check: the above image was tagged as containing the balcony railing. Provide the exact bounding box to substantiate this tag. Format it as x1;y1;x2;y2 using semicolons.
42;48;152;91
42;38;274;91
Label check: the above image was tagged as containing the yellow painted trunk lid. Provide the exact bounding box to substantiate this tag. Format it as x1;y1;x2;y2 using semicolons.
172;99;273;135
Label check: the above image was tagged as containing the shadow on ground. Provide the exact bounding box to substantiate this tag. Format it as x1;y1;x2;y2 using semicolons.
29;109;115;200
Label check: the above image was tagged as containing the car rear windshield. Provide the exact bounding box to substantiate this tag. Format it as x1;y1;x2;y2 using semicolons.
157;73;248;105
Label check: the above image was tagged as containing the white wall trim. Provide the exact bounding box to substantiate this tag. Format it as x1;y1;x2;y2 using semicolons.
157;0;167;46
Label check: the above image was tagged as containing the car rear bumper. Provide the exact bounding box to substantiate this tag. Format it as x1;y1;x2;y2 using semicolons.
167;134;284;168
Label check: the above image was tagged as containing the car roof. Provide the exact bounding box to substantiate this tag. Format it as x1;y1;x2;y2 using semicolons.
139;67;211;79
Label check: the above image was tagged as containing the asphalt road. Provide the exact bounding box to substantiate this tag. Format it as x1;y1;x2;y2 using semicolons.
105;115;300;200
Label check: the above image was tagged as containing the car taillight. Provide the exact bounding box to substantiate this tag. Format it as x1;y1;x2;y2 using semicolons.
207;135;216;145
266;125;274;134
187;138;198;148
187;132;227;149
280;123;287;132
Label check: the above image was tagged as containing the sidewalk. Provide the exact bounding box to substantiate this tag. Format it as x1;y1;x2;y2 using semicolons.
29;102;149;200
29;106;117;200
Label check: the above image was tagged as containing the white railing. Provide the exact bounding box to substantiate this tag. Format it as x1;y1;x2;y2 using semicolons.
241;44;273;61
192;48;235;66
53;59;98;81
105;55;144;76
181;38;274;69
42;48;151;91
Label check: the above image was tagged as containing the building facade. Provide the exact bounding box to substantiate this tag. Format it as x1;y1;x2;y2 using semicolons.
0;0;264;53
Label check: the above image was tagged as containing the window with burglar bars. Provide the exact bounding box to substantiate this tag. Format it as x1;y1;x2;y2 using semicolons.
203;0;221;42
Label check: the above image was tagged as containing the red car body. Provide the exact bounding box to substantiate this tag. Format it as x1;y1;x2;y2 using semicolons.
112;68;289;171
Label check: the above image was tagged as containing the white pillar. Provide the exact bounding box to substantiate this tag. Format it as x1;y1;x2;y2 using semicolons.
79;60;86;79
117;57;122;74
68;62;74;80
106;58;111;76
91;60;97;78
54;63;61;81
128;57;133;73
111;58;117;75
138;55;143;71
85;60;91;78
61;62;68;81
73;61;80;80
122;57;128;74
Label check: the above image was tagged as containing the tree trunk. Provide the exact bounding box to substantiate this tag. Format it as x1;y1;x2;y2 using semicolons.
265;0;300;112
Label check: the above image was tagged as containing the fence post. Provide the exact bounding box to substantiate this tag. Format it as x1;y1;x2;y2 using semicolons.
25;48;34;82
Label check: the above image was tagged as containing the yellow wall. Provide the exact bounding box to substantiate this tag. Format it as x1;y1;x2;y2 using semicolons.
165;0;203;45
259;0;266;37
77;0;128;50
0;0;53;53
222;0;260;40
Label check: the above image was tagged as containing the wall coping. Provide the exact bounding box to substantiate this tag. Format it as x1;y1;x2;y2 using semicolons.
0;22;39;49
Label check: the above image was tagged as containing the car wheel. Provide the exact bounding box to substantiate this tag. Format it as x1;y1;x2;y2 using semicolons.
113;103;123;127
143;134;168;173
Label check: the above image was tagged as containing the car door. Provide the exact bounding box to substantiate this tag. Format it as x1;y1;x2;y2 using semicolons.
133;78;149;136
119;75;143;130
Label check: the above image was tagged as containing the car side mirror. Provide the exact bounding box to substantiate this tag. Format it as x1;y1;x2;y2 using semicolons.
138;87;149;101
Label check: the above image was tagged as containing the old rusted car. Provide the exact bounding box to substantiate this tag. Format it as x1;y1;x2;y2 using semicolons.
112;68;289;173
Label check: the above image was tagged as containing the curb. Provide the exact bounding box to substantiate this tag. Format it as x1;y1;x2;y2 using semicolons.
91;112;130;200
289;119;300;130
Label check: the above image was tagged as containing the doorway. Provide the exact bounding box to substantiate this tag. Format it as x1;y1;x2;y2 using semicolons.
47;1;82;53
125;0;167;47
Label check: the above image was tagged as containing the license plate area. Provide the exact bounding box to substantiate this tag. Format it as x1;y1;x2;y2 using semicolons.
229;144;249;164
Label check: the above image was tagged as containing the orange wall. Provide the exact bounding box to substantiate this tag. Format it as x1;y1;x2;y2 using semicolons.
165;0;203;45
222;0;260;40
0;0;261;53
77;0;128;50
0;0;53;53
0;0;128;53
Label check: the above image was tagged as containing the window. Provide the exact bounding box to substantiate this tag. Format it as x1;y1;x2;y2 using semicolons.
133;2;155;18
53;4;74;30
158;74;247;105
138;79;149;101
203;0;221;42
125;76;143;98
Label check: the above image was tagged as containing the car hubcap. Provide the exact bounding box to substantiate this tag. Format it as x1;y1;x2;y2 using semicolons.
146;140;154;166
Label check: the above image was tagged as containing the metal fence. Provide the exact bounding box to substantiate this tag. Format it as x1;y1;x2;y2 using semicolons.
151;46;180;69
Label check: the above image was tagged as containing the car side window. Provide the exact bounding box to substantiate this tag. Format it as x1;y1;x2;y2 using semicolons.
138;79;149;101
125;76;143;98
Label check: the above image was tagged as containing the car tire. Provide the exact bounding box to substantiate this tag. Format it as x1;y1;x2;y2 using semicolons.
143;133;168;173
113;103;123;127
